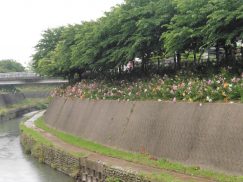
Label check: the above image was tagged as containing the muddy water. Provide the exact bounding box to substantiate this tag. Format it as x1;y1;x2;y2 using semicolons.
0;117;73;182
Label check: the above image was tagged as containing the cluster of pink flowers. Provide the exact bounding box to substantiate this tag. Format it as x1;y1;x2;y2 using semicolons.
51;72;243;103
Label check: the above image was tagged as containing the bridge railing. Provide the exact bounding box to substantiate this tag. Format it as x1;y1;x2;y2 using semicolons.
0;72;41;81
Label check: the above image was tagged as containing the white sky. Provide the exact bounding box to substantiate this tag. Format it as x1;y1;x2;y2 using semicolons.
0;0;124;67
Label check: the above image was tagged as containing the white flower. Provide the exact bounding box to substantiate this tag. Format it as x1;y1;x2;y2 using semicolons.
173;97;176;103
206;96;212;102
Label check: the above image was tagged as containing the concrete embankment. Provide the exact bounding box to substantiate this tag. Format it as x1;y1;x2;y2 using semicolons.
44;97;243;175
21;111;214;182
0;93;37;122
0;93;25;107
23;91;49;99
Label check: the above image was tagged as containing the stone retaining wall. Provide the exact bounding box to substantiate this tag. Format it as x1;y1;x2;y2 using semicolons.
44;97;243;175
20;133;149;182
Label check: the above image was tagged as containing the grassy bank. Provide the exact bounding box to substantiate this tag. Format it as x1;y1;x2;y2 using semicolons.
35;118;243;182
20;122;84;158
20;122;53;147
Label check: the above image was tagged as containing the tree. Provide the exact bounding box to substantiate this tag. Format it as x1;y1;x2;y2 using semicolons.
0;59;25;73
32;27;64;74
203;0;243;61
163;0;212;65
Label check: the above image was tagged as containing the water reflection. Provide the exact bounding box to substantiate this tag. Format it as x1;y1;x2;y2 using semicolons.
0;117;73;182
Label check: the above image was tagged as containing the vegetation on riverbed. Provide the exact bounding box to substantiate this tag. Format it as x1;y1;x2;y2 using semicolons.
35;117;243;182
0;98;49;115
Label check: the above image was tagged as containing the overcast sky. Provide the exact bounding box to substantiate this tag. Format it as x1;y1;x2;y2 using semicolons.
0;0;124;67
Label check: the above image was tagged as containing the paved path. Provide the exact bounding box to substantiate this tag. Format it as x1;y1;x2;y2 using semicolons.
24;111;216;182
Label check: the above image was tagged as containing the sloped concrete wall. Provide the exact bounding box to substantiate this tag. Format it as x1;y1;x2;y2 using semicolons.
44;97;243;174
0;93;25;107
23;91;49;98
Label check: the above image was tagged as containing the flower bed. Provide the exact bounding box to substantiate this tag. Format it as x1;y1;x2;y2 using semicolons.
52;71;243;103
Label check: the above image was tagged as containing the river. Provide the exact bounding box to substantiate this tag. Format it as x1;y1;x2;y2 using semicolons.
0;117;73;182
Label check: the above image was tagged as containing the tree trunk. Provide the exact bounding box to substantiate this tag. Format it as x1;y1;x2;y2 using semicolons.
141;59;145;73
232;42;237;61
193;51;197;65
68;73;74;84
173;53;177;71
157;57;160;71
177;52;181;69
198;49;204;64
225;46;229;61
207;48;210;63
78;71;83;81
241;46;243;60
216;44;220;65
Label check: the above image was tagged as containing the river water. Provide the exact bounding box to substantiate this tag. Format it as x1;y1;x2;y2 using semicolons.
0;117;73;182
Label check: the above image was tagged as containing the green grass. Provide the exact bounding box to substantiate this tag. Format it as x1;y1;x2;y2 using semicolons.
35;118;243;182
20;122;53;146
20;122;85;158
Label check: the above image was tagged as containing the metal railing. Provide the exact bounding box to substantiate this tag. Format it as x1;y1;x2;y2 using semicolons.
0;72;41;81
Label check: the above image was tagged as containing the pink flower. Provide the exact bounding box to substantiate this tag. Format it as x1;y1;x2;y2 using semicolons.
207;80;212;85
231;77;240;83
172;85;178;91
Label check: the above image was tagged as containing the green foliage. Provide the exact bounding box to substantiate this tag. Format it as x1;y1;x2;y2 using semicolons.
32;27;64;76
204;0;243;46
106;177;121;182
0;59;25;73
163;0;211;56
31;0;243;80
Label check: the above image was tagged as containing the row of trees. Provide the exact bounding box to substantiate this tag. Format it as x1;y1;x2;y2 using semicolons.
32;0;243;80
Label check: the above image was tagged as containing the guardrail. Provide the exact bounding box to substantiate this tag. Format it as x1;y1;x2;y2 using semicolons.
0;72;41;81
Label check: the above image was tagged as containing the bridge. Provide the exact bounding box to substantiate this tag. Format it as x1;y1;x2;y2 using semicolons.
0;72;68;85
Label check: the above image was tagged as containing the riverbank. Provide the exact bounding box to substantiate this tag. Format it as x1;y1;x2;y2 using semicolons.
20;111;243;182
